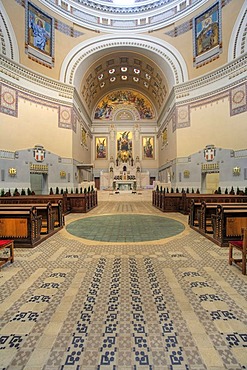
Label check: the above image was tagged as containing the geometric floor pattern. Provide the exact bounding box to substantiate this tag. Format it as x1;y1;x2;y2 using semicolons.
0;196;246;370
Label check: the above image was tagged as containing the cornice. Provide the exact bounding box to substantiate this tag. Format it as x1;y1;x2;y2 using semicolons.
0;55;74;98
0;54;92;131
157;54;247;135
174;54;247;97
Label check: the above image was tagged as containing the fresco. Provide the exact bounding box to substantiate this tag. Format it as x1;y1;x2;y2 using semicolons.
94;90;155;120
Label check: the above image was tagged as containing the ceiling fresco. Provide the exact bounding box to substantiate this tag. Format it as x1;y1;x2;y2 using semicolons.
93;90;155;121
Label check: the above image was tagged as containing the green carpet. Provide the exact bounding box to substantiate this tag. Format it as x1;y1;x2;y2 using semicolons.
66;214;185;242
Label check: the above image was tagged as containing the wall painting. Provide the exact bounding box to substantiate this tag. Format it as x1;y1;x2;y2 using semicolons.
25;1;54;67
94;90;155;120
116;131;133;163
193;1;222;67
96;137;107;159
143;137;154;159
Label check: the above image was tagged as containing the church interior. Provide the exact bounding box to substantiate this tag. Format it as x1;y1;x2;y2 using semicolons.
0;0;247;369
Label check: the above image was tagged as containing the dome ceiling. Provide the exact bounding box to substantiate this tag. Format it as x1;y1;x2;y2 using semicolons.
40;0;207;32
80;51;168;116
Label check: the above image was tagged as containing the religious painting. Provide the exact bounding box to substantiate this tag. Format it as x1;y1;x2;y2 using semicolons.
193;1;222;67
25;1;54;67
81;128;87;146
143;137;154;159
94;90;155;120
96;137;107;159
117;131;132;163
162;128;168;146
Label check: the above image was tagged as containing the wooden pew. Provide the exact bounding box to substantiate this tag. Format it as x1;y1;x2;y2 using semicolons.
153;191;247;215
183;193;247;215
212;205;247;246
199;202;247;234
0;203;56;234
189;199;201;228
66;193;98;213
0;206;42;248
0;198;64;230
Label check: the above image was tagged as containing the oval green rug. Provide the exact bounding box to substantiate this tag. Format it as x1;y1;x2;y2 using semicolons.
66;214;185;242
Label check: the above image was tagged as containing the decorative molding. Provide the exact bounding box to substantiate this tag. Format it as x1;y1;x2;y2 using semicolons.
58;105;72;130
176;105;190;129
230;82;247;116
228;0;247;61
174;54;247;96
0;2;19;61
0;83;18;117
0;55;74;99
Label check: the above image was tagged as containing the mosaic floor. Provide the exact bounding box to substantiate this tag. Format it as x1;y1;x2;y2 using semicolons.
66;214;185;242
0;195;246;370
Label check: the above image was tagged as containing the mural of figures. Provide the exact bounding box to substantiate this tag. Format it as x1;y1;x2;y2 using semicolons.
143;137;154;159
94;90;155;120
27;2;52;55
117;131;132;163
193;1;221;66
96;137;107;159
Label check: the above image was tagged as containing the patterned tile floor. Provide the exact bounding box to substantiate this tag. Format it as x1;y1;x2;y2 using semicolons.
0;193;246;370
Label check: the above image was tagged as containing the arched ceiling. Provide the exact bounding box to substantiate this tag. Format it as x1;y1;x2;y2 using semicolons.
81;51;168;117
40;0;195;120
60;34;188;120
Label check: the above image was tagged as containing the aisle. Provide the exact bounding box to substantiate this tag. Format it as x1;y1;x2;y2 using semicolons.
0;199;246;370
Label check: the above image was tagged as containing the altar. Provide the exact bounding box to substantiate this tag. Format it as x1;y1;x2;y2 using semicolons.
100;155;150;191
116;181;134;191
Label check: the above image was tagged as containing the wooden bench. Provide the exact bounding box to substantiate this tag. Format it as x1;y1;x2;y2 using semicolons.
0;206;42;248
199;202;247;234
0;195;68;215
0;203;55;234
212;205;247;246
153;191;247;215
66;193;98;213
0;239;14;268
229;227;247;275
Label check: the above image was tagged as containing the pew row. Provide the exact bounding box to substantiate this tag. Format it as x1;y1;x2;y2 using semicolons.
189;200;247;230
0;202;63;235
152;191;247;214
0;192;98;214
0;206;42;248
189;201;247;246
212;205;247;247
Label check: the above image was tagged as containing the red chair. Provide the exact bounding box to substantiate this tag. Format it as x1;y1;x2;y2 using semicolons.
229;228;247;275
0;239;14;268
